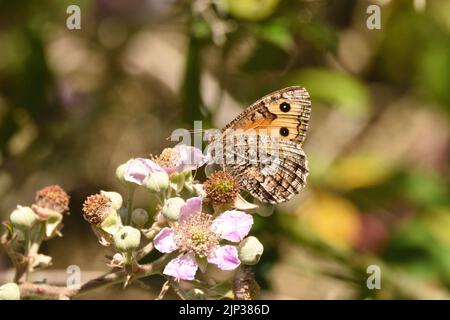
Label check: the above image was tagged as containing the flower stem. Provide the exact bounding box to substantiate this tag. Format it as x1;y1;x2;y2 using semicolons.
23;230;31;282
125;188;135;225
29;222;45;255
18;253;176;299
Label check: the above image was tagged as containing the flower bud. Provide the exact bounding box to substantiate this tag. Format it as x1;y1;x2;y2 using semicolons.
116;162;138;189
132;208;148;228
144;172;169;193
113;226;141;252
161;197;185;221
10;206;36;230
115;162;128;183
238;236;264;265
100;191;123;210
0;283;20;300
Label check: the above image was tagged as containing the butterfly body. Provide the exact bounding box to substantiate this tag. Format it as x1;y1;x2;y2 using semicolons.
208;86;311;204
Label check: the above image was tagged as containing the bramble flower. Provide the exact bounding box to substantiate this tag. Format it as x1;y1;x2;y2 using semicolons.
30;185;70;239
32;185;70;221
34;185;70;214
82;193;121;229
153;145;206;174
122;158;166;186
153;196;253;280
204;171;240;205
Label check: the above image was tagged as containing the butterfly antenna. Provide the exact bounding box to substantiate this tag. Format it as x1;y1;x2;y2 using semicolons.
164;129;208;141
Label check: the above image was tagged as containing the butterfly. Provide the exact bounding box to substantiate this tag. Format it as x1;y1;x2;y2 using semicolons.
207;86;311;204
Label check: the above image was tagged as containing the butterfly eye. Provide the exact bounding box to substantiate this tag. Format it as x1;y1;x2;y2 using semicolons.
279;102;291;112
280;127;289;137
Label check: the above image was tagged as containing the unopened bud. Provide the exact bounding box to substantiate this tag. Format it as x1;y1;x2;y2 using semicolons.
113;226;141;252
161;197;185;221
132;208;149;228
0;283;20;300
238;236;264;265
144;172;169;193
10;206;36;230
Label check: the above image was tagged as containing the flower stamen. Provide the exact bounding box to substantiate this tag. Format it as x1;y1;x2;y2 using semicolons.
174;212;219;258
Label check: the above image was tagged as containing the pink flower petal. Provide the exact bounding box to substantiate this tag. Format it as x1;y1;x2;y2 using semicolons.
179;197;203;222
174;145;206;173
163;253;198;281
207;245;240;270
124;158;165;185
211;210;253;242
154;227;178;253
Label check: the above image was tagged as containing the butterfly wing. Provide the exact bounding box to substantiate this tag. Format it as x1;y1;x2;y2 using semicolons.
222;86;311;146
208;86;311;204
216;133;309;204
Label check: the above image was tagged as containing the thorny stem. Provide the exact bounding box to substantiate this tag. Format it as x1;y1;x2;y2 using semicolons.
156;280;171;300
18;253;176;299
169;279;189;300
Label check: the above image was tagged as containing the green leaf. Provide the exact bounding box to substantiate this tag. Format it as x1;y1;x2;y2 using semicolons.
224;0;281;21
253;19;293;51
287;68;370;116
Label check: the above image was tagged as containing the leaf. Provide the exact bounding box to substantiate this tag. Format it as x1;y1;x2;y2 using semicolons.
224;0;281;21
253;19;294;51
401;171;449;208
287;68;370;116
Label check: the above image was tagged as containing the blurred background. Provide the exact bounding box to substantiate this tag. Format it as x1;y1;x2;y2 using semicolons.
0;0;449;299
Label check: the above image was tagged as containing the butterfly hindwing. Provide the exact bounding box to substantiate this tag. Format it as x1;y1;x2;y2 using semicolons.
222;86;311;146
222;134;309;204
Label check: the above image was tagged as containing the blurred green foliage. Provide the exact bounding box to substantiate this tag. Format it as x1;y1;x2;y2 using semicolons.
0;0;449;299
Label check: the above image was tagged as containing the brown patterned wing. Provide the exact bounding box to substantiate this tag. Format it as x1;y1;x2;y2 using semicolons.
222;134;309;204
222;86;311;146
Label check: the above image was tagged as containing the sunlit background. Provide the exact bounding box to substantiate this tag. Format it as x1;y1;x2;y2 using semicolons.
0;0;449;299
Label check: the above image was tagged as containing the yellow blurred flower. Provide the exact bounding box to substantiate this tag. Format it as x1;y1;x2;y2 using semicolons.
296;192;361;250
328;155;393;190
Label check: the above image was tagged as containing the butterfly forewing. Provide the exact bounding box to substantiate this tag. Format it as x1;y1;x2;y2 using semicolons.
222;86;311;146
